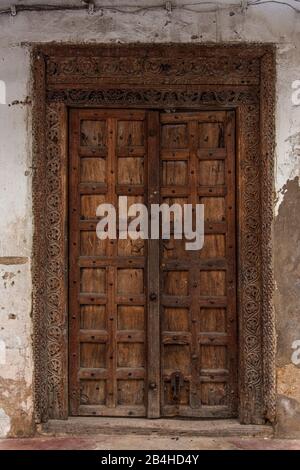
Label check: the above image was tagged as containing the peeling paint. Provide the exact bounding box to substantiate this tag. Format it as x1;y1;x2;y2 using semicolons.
277;396;300;438
275;177;300;436
2;272;15;280
275;134;300;216
274;177;300;367
278;365;300;403
0;377;33;437
0;257;28;265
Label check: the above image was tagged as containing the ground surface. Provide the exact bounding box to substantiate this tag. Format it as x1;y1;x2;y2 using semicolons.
0;435;300;450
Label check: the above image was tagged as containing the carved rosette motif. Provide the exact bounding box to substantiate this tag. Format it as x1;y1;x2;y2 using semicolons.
32;45;276;425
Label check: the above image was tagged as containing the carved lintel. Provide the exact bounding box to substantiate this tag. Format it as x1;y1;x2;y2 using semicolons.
46;55;260;86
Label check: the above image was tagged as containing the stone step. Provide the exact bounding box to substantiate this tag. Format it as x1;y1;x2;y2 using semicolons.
40;418;274;438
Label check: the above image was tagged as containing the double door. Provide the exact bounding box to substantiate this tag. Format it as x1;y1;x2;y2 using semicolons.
69;108;237;418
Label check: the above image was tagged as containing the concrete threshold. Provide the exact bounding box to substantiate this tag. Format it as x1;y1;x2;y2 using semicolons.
40;418;273;438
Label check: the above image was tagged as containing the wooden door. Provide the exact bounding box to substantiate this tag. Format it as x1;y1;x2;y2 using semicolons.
69;108;237;418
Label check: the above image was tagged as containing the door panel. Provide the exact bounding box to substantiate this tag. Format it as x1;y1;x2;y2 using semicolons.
160;111;237;418
69;108;237;418
69;110;148;417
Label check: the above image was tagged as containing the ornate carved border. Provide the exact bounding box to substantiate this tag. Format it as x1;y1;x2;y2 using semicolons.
32;44;276;425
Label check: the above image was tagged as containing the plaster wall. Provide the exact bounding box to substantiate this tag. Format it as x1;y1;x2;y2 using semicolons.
0;0;299;437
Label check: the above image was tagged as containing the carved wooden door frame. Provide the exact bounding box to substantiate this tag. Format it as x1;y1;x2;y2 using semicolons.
32;44;276;425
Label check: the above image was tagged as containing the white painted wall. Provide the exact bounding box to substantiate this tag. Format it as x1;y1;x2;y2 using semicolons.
0;0;299;437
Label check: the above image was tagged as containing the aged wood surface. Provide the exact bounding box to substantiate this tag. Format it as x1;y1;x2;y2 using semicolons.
160;111;237;417
69;109;148;416
68;109;237;418
147;111;161;418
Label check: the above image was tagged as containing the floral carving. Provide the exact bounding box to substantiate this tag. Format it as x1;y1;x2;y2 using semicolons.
46;89;259;106
46;56;260;85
